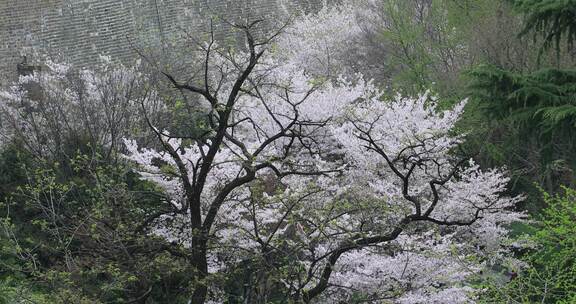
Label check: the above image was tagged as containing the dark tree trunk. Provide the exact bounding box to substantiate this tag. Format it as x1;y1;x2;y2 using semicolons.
190;236;209;304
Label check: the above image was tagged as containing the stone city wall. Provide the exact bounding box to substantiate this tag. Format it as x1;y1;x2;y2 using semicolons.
0;0;321;84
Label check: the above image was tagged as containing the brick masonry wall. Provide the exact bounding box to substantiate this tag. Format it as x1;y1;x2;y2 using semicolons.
0;0;323;85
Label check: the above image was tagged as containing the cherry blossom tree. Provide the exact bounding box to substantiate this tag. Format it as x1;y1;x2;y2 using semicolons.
0;56;142;161
123;17;525;304
276;1;367;79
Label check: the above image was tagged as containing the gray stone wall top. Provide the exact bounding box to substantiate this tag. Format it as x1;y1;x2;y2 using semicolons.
0;0;323;85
